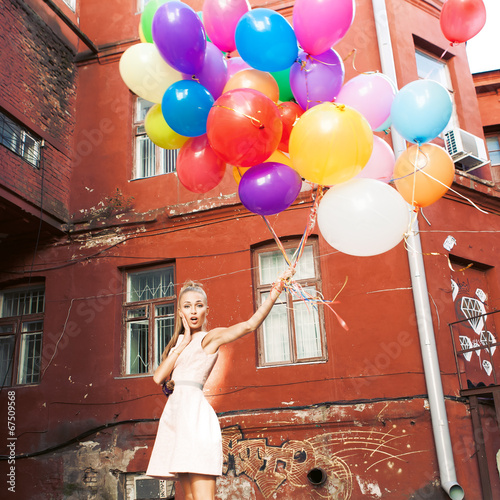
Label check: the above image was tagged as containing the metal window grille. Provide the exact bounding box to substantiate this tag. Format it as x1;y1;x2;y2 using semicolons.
134;98;177;179
1;288;45;318
124;267;176;375
0;112;41;168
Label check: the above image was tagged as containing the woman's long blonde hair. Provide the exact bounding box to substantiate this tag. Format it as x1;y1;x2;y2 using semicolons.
161;280;208;361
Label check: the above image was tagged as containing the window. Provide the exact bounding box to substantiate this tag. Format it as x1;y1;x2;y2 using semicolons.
415;49;459;134
485;134;500;166
254;241;327;366
121;473;175;499
134;98;178;179
124;267;176;375
0;285;45;386
0;111;41;168
62;0;76;11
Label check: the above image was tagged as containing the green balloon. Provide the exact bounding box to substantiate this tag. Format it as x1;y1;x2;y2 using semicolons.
141;0;171;43
271;67;294;102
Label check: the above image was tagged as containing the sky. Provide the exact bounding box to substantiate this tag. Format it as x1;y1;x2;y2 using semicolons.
465;0;500;73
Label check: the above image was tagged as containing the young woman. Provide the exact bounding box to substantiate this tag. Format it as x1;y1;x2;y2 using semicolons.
146;267;295;500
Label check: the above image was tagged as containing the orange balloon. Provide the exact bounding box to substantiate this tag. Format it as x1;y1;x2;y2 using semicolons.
223;69;280;102
231;150;291;185
393;144;454;208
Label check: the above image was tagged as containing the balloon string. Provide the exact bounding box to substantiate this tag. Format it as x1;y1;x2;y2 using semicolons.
262;187;348;331
212;105;265;129
389;149;430;182
403;235;474;273
342;48;361;73
418;167;489;214
411;144;420;208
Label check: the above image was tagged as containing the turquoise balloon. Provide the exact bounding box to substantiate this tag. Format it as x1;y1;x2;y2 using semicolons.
162;80;214;137
235;9;298;73
390;80;452;144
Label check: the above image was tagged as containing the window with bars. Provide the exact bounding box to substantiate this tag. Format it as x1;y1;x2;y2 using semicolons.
134;98;178;179
0;111;41;168
254;240;327;367
124;267;176;375
0;285;45;386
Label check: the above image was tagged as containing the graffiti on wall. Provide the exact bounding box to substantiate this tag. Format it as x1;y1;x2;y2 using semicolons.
451;272;498;388
221;423;423;498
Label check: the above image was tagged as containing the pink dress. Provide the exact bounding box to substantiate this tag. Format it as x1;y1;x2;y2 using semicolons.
146;332;222;478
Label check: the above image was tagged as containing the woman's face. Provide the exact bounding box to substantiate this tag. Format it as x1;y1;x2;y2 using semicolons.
179;291;208;332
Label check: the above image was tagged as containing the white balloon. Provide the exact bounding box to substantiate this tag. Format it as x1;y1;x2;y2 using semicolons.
317;178;410;257
119;43;182;103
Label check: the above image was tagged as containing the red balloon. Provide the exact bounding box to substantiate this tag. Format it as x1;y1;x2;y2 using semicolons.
176;134;226;193
440;0;486;44
277;102;304;153
207;88;283;167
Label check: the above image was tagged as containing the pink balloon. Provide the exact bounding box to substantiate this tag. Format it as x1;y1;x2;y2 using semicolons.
202;0;251;53
356;136;395;183
336;73;397;130
293;0;355;56
227;56;251;78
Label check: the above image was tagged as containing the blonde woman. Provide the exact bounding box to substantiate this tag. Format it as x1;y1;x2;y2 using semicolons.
147;267;295;500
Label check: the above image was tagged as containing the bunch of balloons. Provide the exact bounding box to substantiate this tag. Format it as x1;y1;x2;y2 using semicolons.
118;0;484;258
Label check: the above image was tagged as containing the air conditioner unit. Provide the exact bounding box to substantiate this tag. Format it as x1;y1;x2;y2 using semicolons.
444;128;489;173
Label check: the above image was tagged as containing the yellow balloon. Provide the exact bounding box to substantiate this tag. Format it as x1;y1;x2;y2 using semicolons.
265;149;292;168
119;43;182;103
289;103;373;185
145;104;189;150
138;22;147;43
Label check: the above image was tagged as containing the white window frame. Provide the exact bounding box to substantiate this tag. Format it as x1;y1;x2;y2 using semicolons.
123;267;176;376
134;98;178;179
0;285;45;386
254;240;327;367
415;49;459;135
0;111;41;168
485;133;500;166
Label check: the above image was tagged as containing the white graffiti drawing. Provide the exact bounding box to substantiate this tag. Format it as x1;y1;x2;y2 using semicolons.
483;360;493;377
459;336;473;362
480;331;496;356
461;297;486;334
451;279;459;302
475;288;487;303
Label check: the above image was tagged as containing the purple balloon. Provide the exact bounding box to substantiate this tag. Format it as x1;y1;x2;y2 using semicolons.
152;1;207;75
183;42;228;99
290;49;345;110
238;162;302;215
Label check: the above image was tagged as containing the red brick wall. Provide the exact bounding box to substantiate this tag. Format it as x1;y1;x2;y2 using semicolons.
0;0;77;222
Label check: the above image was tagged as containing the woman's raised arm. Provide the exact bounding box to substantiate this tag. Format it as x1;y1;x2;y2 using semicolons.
202;266;295;354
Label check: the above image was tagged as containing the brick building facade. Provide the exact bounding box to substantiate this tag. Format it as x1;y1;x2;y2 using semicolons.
0;1;499;499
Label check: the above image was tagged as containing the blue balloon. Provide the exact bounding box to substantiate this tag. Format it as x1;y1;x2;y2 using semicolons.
390;80;453;144
162;80;214;137
235;9;298;73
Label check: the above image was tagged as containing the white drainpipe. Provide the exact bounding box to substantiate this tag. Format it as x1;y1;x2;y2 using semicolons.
370;1;465;498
